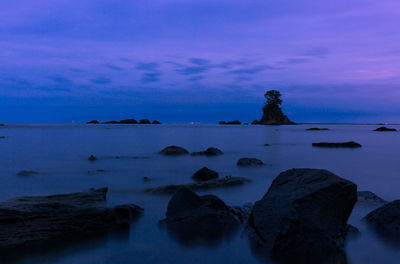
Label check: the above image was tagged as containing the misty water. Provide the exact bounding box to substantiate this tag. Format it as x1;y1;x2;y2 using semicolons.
1;123;400;263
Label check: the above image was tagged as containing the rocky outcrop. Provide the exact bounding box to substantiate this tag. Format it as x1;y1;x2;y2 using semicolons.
237;158;264;167
219;120;241;125
16;170;40;176
259;103;294;125
152;120;161;124
0;188;143;255
192;167;219;181
364;200;400;244
160;187;247;243
191;147;224;156
374;126;397;131
159;146;189;155
357;191;387;207
139;119;151;124
88;155;98;161
306;127;329;131
103;120;119;124
312;141;362;148
86;120;100;124
246;168;357;263
146;176;251;194
119;119;138;124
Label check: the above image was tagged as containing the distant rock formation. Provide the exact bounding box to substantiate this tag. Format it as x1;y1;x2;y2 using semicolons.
152;120;161;124
139;119;151;124
219;120;242;125
312;141;362;148
87;120;100;124
306;127;329;131
259;90;294;125
191;147;224;156
159;146;189;155
119;119;138;124
374;126;397;132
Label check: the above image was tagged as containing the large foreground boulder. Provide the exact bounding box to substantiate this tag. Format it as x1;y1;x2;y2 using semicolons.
160;187;247;243
247;169;357;263
159;146;189;155
364;200;400;244
0;188;143;255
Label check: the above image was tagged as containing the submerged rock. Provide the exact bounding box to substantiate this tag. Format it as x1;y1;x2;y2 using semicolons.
312;141;362;148
247;168;357;263
160;187;246;243
16;170;40;176
364;200;400;244
192;167;219;181
119;119;138;124
219;120;242;125
237;158;264;167
146;176;251;194
0;188;143;255
86;120;100;124
306;127;329;131
374;126;397;132
159;146;189;155
357;191;387;207
88;155;98;161
152;120;161;124
191;147;224;156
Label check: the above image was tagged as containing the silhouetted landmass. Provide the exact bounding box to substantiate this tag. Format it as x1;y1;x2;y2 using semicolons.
139;119;151;124
152;120;161;124
120;119;138;124
86;120;100;124
219;120;242;125
374;126;397;131
312;141;362;148
259;90;294;125
88;119;161;124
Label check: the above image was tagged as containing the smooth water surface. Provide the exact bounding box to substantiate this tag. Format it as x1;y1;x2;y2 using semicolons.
0;124;399;263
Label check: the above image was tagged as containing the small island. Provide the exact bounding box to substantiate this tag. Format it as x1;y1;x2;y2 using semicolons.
257;90;294;125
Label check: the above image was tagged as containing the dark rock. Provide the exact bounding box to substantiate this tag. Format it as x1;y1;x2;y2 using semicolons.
0;188;143;255
237;158;264;167
306;127;329;131
219;120;241;125
247;168;357;263
119;119;138;124
103;120;119;124
86;120;100;124
364;200;400;244
143;177;152;182
346;224;360;238
259;90;294;125
146;176;251;194
312;141;362;148
0;124;4;126
88;155;98;161
0;136;5;139
139;119;151;124
192;167;219;181
160;187;245;243
357;191;387;207
264;144;270;146
16;170;40;176
251;120;260;125
191;147;224;156
159;146;189;156
88;169;105;174
374;126;397;132
152;120;161;124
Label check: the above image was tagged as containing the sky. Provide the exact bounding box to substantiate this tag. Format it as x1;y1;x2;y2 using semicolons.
1;0;400;123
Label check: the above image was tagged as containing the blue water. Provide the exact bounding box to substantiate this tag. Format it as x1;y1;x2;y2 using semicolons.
0;124;399;263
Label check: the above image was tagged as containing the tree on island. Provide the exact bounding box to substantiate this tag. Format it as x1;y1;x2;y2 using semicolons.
257;90;294;125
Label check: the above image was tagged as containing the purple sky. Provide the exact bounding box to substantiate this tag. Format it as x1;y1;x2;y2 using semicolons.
1;0;400;123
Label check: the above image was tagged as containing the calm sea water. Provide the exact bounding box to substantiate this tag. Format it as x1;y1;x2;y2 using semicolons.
0;124;399;264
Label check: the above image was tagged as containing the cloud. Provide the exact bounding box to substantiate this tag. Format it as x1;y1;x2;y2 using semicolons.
90;77;112;84
141;72;161;83
104;64;124;71
277;58;311;65
302;47;330;58
136;62;159;71
187;75;205;82
50;75;72;84
227;65;277;75
176;66;211;75
188;58;211;66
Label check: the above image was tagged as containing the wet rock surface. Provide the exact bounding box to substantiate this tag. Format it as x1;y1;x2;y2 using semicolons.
146;176;251;194
159;145;189;155
191;147;224;156
0;188;143;255
237;158;264;167
364;200;400;244
246;168;357;263
192;167;219;181
312;141;362;148
160;187;247;243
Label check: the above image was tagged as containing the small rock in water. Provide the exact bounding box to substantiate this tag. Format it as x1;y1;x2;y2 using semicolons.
159;146;189;155
191;147;224;156
88;155;98;161
88;169;106;174
218;120;242;125
192;167;219;181
0;136;5;139
143;177;152;182
306;127;329;131
374;126;397;132
237;158;264;167
0;124;4;126
312;141;362;148
86;120;100;124
264;143;270;146
152;120;161;124
16;170;40;176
